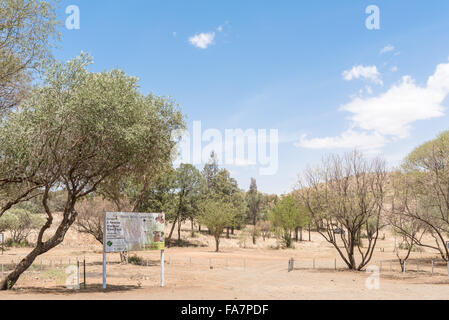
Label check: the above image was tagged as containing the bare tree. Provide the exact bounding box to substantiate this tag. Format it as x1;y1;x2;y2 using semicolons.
297;150;387;270
75;197;117;244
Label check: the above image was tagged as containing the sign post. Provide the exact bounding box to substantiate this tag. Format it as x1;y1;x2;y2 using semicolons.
161;249;165;287
103;212;165;289
103;212;107;289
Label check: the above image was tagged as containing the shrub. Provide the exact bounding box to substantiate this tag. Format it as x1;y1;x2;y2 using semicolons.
0;209;43;243
128;255;145;266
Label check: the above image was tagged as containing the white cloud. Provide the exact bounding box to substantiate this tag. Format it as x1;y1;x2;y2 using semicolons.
297;60;449;151
391;66;398;72
380;45;395;54
217;25;223;32
342;65;383;85
296;130;387;152
189;32;215;49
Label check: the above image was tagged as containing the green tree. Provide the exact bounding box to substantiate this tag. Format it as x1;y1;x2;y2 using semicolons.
0;208;42;243
0;54;184;289
392;131;449;261
198;198;237;252
293;202;311;242
246;178;263;244
269;195;300;248
166;164;203;243
0;0;60;114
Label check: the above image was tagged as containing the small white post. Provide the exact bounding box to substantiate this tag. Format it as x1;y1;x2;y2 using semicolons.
160;250;165;287
403;261;406;274
334;258;337;271
431;260;434;276
102;212;107;290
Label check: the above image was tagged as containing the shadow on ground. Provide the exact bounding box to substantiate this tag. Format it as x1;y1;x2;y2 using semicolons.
11;284;140;295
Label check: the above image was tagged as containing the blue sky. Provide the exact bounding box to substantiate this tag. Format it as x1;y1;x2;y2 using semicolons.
54;1;449;194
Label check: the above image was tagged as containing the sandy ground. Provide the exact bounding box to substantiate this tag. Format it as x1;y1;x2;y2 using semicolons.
1;218;449;300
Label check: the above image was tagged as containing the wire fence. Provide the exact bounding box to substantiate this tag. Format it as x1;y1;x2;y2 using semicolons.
1;254;449;286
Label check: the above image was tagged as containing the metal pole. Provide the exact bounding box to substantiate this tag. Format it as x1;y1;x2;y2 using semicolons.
83;258;86;289
160;250;165;287
76;258;80;289
102;212;107;290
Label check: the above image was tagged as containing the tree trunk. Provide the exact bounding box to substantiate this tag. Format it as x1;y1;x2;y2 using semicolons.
167;215;179;241
300;227;303;242
215;237;220;252
198;224;201;232
191;218;195;237
177;219;181;242
1;246;41;289
252;216;257;245
231;227;234;235
1;192;77;290
226;227;230;239
295;228;299;242
308;223;311;241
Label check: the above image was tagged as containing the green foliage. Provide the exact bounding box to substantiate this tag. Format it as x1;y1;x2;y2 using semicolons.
0;0;60;113
269;195;302;248
399;130;449;260
0;208;43;243
0;54;185;289
174;164;204;222
4;239;32;248
128;255;145;266
201;153;247;231
198;198;238;252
